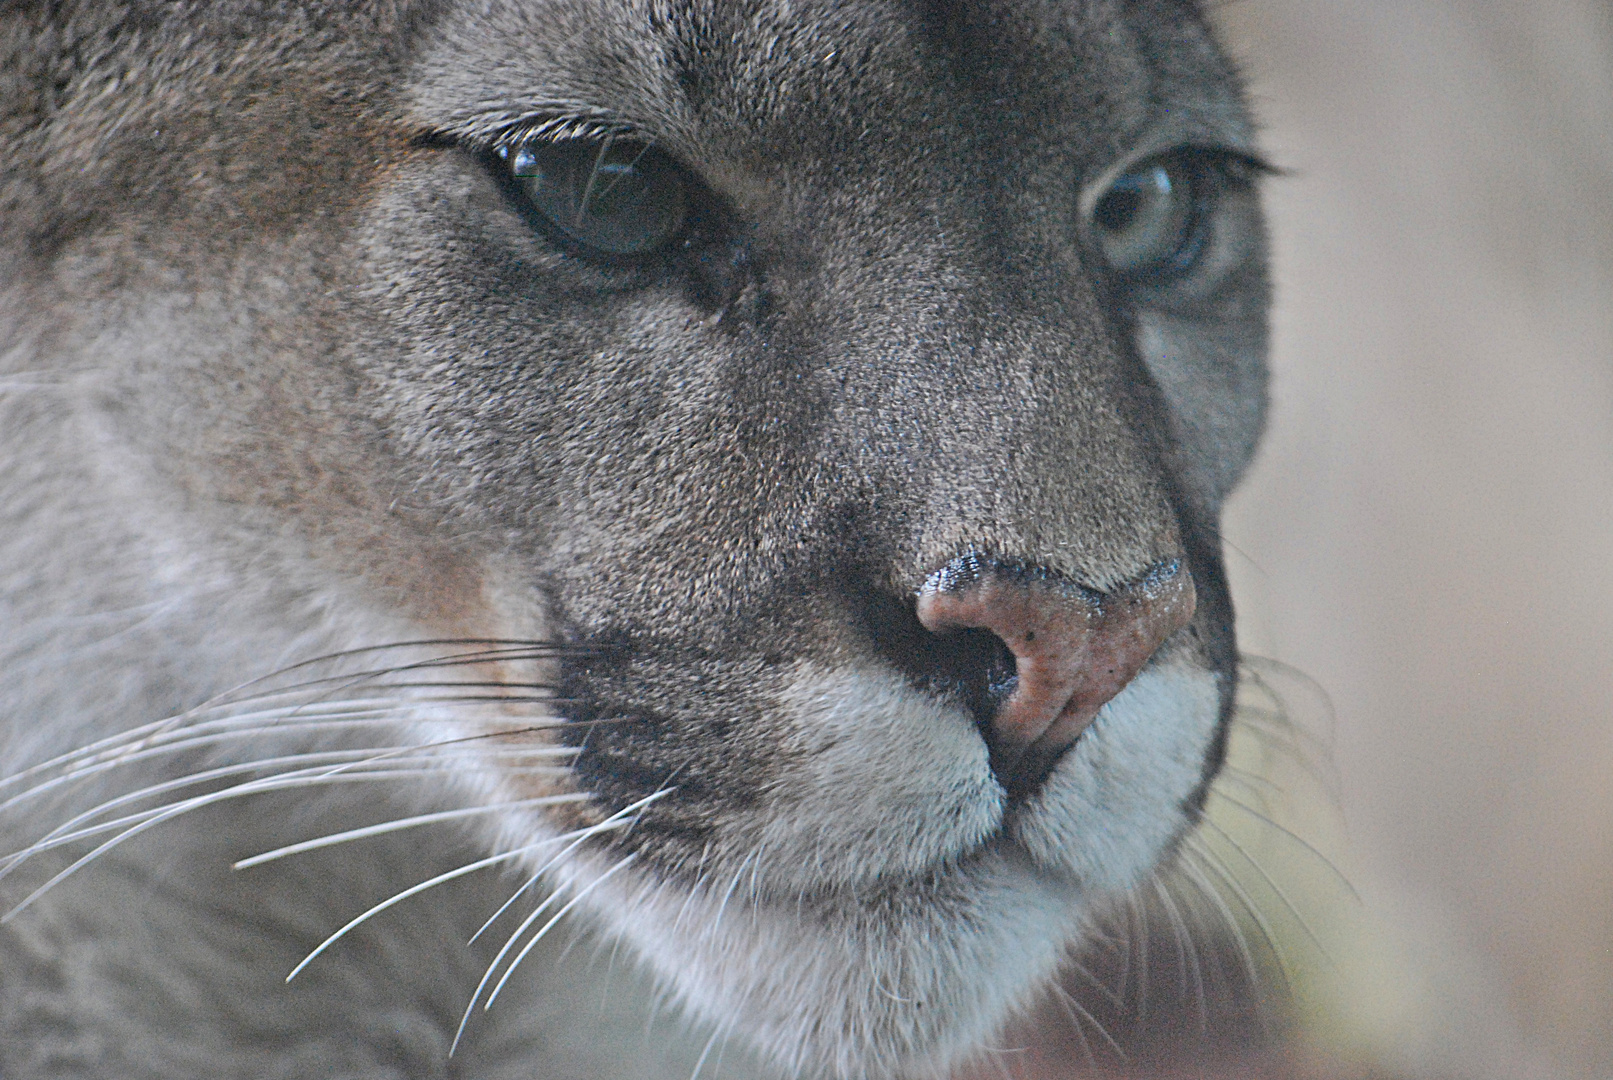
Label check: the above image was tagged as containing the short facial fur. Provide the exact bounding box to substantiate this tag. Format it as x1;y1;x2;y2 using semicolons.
0;1;1269;1077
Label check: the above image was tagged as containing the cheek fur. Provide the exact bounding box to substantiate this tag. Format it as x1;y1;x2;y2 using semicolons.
733;664;1004;893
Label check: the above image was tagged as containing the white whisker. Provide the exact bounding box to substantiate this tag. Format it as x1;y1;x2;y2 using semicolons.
1178;855;1279;1045
1049;980;1122;1063
1122;888;1149;1013
1180;838;1295;996
2;648;575;800
2;716;577;910
484;851;639;1009
233;793;592;869
1196;816;1332;963
707;849;754;941
1171;850;1265;1010
1;759;505;920
472;878;573;1010
451;791;670;1053
4;747;423;864
1151;872;1207;1033
3;741;573;876
688;1023;723;1080
285;843;543;985
466;788;671;945
1;701;470;808
1205;788;1359;902
1061;955;1124;1012
284;797;652;988
0;638;577;794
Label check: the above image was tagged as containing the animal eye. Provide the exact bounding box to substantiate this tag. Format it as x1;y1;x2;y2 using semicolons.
506;137;688;256
1088;151;1216;280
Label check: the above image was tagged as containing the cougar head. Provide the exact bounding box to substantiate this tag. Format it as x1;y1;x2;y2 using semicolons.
1;0;1268;1076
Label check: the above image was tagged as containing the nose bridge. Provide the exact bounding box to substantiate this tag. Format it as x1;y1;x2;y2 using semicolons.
815;211;1184;593
945;299;1183;591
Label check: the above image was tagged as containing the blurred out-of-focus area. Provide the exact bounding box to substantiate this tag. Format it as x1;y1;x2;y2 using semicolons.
1210;2;1613;1078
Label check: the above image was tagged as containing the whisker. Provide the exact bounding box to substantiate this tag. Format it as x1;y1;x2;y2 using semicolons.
1196;816;1333;964
484;851;639;1009
1205;789;1360;903
1049;980;1123;1062
457;883;571;1050
576;133;616;228
1230;705;1326;754
1059;956;1124;1012
1;749;571;909
3;765;441;921
192;640;585;709
452;790;671;1052
233;793;592;869
469;788;672;944
1;699;530;808
3;741;574;872
593;137;658;203
1226;719;1341;802
3;716;594;915
1180;837;1297;996
0;702;378;800
707;849;755;941
291;792;665;993
1169;851;1267;1017
1124;888;1148;1015
285;842;566;985
329;680;568;692
708;1024;732;1080
2;747;430;871
0;638;586;791
688;1023;723;1080
1217;762;1286;800
1150;872;1207;1033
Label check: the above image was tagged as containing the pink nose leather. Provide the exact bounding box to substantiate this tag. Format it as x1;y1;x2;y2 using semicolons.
916;559;1196;768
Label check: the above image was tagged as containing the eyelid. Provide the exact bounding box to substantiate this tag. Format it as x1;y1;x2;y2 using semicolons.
489;117;652;161
1080;144;1262;221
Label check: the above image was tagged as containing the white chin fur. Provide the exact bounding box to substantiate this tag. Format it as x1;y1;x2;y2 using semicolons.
550;654;1222;1080
587;846;1082;1080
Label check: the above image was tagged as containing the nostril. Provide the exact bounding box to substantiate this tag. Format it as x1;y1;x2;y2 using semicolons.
858;591;1019;736
917;555;1197;795
975;632;1020;747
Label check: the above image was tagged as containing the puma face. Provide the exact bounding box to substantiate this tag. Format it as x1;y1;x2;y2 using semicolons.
0;1;1268;1077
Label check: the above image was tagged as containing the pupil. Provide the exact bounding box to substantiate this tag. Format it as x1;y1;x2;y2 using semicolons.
1094;188;1143;233
583;162;649;220
509;138;689;256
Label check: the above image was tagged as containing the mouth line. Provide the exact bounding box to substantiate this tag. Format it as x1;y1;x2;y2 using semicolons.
574;775;1079;905
650;835;1087;923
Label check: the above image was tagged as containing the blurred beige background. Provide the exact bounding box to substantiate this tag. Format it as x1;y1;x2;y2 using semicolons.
1208;3;1613;1078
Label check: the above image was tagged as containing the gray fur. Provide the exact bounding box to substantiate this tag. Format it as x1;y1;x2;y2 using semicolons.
0;1;1269;1076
